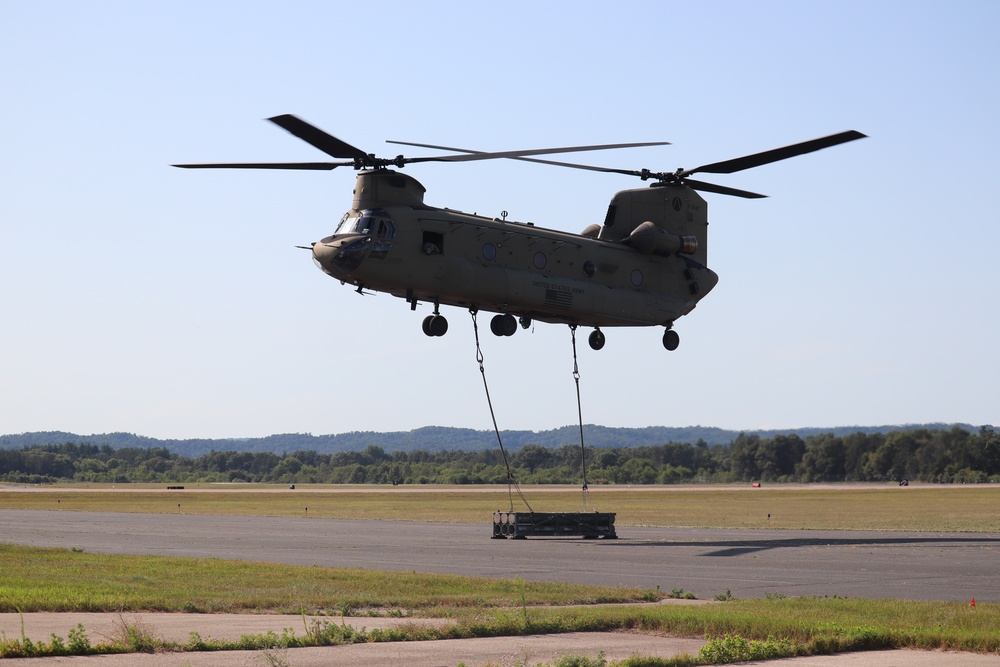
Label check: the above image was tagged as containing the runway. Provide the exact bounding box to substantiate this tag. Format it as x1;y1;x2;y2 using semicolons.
2;509;998;601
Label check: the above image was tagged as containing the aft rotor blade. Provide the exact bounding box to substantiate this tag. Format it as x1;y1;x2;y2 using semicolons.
172;162;347;170
390;140;669;165
267;114;371;161
388;140;658;176
682;130;867;177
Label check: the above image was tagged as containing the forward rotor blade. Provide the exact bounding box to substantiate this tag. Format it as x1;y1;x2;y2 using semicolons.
172;162;346;170
684;178;767;199
682;130;867;177
267;114;371;161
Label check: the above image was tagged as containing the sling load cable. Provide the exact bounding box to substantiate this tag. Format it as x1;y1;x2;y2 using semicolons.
470;307;532;513
569;325;594;512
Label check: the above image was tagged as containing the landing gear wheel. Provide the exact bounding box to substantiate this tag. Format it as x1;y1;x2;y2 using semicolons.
491;313;517;337
662;329;680;351
519;315;532;330
588;329;606;351
422;314;448;337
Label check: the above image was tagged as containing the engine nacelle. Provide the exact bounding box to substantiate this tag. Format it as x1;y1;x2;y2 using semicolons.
628;220;698;256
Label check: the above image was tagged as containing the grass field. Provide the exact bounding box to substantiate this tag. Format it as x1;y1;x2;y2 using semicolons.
0;543;653;613
3;483;1000;532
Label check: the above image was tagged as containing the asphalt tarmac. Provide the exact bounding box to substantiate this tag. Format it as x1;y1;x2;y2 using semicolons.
3;509;1000;665
2;509;998;602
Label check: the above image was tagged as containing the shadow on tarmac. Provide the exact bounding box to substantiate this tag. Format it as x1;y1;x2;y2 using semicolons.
591;534;1000;556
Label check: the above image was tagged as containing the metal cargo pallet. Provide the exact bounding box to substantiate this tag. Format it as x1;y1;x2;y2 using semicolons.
492;511;617;539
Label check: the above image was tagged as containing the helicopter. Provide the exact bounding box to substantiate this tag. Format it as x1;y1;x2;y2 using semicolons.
175;116;864;351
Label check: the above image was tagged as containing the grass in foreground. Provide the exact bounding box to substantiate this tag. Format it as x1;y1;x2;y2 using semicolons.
4;484;1000;532
2;544;999;663
0;543;654;613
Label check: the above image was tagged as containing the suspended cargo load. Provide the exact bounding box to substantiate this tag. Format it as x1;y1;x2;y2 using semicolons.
492;511;617;539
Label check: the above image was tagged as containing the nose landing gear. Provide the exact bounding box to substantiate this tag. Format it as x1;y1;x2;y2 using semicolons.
490;313;518;337
422;314;448;336
422;302;448;337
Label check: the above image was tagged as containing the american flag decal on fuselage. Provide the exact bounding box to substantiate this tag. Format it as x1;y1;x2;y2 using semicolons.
545;289;572;309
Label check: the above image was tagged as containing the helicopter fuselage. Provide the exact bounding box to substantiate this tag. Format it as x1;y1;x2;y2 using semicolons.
175;115;863;350
311;169;719;332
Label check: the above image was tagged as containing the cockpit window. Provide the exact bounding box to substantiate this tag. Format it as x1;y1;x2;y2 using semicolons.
335;209;393;237
335;212;356;234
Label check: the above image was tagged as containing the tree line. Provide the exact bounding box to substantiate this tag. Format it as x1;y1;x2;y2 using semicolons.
1;427;999;486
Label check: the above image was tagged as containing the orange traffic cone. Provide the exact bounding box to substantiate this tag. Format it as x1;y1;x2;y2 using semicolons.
970;597;976;607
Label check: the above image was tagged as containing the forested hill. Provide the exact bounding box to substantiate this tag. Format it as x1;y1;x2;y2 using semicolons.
0;423;984;458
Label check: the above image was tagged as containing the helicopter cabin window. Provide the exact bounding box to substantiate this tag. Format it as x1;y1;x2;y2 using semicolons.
630;269;644;287
533;252;547;270
423;231;444;255
375;219;394;240
482;243;497;261
370;218;396;260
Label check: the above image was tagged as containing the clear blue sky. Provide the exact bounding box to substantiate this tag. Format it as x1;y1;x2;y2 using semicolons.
2;1;997;439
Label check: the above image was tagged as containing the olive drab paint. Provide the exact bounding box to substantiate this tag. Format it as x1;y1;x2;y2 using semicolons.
175;116;864;351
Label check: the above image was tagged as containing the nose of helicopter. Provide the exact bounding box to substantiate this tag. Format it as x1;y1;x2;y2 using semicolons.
311;239;344;278
311;239;334;269
311;234;371;278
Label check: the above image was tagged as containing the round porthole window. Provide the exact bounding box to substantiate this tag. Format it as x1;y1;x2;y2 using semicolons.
533;252;547;269
630;269;643;286
583;260;596;277
482;243;497;261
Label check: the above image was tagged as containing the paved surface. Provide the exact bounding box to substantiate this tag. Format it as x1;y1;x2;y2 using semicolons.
3;510;999;665
2;509;998;601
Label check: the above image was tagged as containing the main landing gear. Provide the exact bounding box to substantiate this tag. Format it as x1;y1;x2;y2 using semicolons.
420;306;680;351
588;329;605;350
662;327;680;351
588;326;679;351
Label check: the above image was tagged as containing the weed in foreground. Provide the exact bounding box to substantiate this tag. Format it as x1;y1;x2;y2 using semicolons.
552;652;608;666
0;620;92;659
698;634;797;663
667;588;697;600
255;646;291;667
106;613;161;652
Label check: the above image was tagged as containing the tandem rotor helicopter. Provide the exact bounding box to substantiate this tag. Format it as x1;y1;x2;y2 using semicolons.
175;116;864;351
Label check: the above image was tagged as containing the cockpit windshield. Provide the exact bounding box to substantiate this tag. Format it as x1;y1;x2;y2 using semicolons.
335;208;392;236
335;213;366;235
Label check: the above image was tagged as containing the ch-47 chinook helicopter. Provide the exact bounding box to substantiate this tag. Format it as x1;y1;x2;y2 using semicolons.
175;116;864;351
